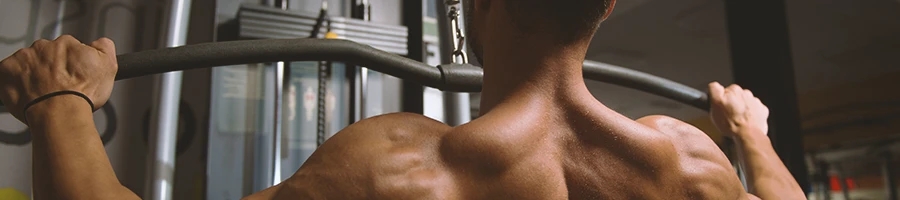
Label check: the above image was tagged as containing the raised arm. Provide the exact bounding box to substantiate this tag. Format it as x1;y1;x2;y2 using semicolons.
708;82;806;200
0;35;139;200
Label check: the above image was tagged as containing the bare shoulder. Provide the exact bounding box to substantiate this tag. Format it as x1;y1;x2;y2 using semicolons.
246;113;454;200
355;112;448;126
636;115;706;138
635;115;725;162
636;115;748;199
636;115;720;152
342;112;452;135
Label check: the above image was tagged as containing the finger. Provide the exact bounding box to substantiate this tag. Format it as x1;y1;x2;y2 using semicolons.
708;82;725;102
726;84;743;93
743;89;756;101
30;39;51;49
54;34;82;45
13;48;37;63
0;55;19;74
90;37;116;57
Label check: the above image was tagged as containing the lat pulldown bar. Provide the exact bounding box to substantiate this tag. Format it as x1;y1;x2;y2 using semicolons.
4;38;710;111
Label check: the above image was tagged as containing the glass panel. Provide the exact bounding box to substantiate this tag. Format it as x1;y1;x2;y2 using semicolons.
278;61;349;180
363;70;385;118
208;60;356;197
425;0;438;18
207;64;275;198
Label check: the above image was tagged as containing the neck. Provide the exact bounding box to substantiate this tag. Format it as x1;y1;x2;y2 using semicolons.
479;39;592;115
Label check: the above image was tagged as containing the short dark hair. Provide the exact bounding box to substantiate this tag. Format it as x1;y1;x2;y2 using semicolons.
506;0;613;44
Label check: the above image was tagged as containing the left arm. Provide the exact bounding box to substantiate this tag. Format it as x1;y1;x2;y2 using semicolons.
28;95;139;200
0;35;138;199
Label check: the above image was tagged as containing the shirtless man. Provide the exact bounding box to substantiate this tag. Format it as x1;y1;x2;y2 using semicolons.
0;0;806;199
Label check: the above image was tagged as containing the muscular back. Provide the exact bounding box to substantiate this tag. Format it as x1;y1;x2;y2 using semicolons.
245;99;747;200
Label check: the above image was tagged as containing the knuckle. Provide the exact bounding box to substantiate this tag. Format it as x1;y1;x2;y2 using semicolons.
97;37;114;45
0;57;12;70
11;47;26;55
31;39;50;47
55;34;76;42
14;48;35;58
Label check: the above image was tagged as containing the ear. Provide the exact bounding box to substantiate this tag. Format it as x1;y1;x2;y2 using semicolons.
601;0;617;21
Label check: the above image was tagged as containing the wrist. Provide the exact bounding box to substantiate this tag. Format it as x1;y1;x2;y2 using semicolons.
25;95;94;126
730;126;768;142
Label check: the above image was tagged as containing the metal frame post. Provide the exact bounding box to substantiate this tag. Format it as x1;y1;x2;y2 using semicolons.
836;164;851;200
146;0;191;199
402;0;425;114
348;0;372;120
884;153;898;200
358;0;371;119
436;0;470;126
361;0;370;118
270;0;289;187
816;161;831;200
52;0;66;37
271;61;285;185
724;0;810;193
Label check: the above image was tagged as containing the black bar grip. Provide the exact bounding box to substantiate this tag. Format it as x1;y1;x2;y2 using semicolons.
437;63;483;92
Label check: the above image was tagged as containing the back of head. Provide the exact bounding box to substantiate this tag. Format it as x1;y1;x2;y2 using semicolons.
506;0;614;44
463;0;615;64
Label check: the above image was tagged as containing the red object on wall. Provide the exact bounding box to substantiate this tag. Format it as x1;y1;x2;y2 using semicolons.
830;176;856;191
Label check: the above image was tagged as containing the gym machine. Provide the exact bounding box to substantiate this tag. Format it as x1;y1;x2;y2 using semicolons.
0;0;733;199
113;38;708;109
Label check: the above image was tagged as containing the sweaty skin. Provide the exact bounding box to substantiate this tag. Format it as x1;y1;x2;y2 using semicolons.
709;83;807;200
248;0;751;198
249;96;747;199
0;0;804;199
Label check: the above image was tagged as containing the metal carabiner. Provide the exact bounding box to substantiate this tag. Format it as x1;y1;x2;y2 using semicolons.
446;2;469;64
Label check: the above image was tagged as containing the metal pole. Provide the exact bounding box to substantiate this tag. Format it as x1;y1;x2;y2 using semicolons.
819;162;832;200
53;0;66;37
837;164;851;200
436;0;471;126
146;0;191;199
358;0;371;118
402;0;425;114
360;68;368;118
732;150;748;191
724;0;810;193
884;153;897;200
270;0;289;186
271;61;285;185
436;0;454;71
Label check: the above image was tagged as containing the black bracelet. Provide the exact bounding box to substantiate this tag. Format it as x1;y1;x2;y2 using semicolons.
23;90;95;125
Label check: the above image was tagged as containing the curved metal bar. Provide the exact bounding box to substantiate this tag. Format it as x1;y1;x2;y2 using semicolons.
582;60;710;111
116;38;444;89
3;39;711;110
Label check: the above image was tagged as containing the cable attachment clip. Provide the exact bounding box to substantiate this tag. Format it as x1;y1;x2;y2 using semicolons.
446;0;469;64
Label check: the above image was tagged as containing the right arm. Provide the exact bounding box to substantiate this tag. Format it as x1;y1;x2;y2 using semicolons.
708;82;806;200
735;127;804;199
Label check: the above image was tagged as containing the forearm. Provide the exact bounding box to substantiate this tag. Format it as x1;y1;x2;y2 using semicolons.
27;96;139;200
734;128;805;199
